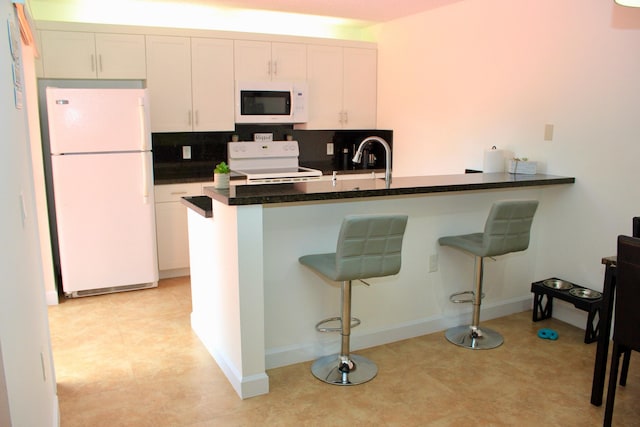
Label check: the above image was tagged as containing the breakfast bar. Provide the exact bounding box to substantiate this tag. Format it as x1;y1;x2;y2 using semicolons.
183;172;575;399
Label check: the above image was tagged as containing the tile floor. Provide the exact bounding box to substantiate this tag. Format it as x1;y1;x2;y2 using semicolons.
48;276;639;426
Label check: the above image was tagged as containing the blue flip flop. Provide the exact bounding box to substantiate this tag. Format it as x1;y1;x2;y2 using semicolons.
537;328;559;340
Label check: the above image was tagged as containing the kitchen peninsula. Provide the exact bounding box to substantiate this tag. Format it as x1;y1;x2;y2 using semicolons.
183;172;574;399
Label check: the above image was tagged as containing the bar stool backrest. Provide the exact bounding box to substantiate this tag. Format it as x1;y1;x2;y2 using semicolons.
334;214;408;281
614;235;640;351
481;200;539;257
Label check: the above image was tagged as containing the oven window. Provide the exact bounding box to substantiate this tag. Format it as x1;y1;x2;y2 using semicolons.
241;90;291;116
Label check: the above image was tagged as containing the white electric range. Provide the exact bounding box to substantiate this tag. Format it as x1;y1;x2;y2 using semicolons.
228;140;323;185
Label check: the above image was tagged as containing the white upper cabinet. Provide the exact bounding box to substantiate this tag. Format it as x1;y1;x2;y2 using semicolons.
146;36;193;132
146;35;235;132
306;45;343;129
234;40;306;81
40;30;146;79
306;45;377;129
94;33;147;79
191;38;235;131
342;47;377;129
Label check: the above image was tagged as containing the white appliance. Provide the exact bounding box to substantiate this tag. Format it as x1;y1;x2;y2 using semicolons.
235;81;308;124
228;140;322;184
46;87;158;297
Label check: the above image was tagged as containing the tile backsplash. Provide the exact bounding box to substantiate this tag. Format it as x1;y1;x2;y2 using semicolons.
152;126;393;184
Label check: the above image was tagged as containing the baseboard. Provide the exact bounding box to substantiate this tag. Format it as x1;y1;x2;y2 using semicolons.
265;296;533;369
190;312;269;399
158;267;190;279
46;291;59;306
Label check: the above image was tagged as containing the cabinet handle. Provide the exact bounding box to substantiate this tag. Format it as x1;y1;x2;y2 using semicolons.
195;110;199;126
188;110;192;126
273;60;278;76
90;54;95;72
268;60;273;77
98;54;103;72
170;191;188;195
344;111;348;124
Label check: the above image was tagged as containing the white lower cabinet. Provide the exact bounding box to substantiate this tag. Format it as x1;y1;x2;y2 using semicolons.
154;183;202;277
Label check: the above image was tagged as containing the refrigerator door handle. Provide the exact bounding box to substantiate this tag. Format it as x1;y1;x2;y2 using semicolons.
138;96;150;151
142;152;150;204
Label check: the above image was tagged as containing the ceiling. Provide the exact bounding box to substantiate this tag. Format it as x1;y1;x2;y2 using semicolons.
28;0;466;41
135;0;464;24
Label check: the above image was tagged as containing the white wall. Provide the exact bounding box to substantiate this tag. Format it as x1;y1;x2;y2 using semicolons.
0;0;58;425
375;0;640;299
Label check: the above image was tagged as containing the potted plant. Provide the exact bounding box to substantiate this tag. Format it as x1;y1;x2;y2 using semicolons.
213;161;231;189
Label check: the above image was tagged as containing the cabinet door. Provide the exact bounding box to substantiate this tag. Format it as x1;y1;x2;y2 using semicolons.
95;33;146;79
234;40;271;81
271;42;306;81
155;202;191;271
191;38;235;131
342;47;377;129
146;36;193;132
40;30;96;79
305;45;343;129
154;183;201;272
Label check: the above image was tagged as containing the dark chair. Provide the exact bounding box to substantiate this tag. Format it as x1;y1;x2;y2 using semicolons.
299;214;408;385
438;200;539;349
603;235;640;426
619;217;640;387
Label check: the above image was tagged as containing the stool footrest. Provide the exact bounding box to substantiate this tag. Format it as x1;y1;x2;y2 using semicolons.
315;316;361;333
449;290;485;304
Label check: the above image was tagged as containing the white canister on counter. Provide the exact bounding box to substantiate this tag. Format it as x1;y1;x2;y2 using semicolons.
483;146;505;173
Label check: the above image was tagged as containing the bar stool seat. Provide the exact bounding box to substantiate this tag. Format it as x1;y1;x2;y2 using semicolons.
439;200;538;349
299;214;408;385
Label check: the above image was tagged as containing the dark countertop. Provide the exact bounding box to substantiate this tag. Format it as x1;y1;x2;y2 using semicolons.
180;196;213;218
198;172;575;208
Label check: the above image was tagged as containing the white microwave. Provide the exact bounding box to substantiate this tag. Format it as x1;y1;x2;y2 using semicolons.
235;81;308;124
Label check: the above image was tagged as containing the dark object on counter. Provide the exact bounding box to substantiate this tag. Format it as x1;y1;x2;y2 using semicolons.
342;148;350;170
604;235;640;426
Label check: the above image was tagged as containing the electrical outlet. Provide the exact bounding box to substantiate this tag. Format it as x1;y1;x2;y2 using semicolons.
326;142;334;155
182;145;192;159
428;254;438;273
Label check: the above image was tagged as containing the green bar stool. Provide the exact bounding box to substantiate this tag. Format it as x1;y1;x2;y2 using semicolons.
299;214;408;385
439;200;539;349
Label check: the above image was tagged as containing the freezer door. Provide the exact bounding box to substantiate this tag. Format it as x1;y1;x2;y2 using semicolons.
51;151;158;293
47;87;151;154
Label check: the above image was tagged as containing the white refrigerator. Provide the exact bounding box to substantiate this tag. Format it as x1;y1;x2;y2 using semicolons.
46;87;158;297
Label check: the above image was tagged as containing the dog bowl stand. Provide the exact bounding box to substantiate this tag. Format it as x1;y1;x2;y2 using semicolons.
531;278;604;343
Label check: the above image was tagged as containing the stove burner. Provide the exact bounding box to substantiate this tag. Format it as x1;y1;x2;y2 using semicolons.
228;140;323;185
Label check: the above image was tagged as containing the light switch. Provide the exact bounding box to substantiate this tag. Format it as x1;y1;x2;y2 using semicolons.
326;142;334;155
544;124;554;141
182;145;192;159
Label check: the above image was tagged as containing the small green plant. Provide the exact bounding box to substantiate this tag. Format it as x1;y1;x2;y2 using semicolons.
214;161;230;174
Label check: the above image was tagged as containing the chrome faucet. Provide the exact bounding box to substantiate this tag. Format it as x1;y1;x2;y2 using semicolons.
352;136;392;187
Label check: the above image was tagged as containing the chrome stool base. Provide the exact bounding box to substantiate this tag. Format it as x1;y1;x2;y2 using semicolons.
311;354;378;385
445;325;504;350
